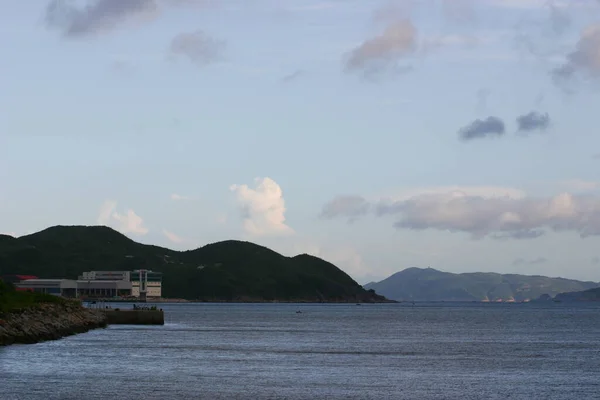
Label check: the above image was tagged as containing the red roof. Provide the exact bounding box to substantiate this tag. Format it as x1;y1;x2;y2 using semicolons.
15;275;38;280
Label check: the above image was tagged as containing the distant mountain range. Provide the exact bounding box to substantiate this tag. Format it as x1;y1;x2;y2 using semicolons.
0;225;388;303
364;267;599;302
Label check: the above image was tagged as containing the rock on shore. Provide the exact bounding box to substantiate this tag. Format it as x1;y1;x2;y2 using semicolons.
0;302;107;346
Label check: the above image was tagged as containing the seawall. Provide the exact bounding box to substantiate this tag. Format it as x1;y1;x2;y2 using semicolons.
104;309;164;325
0;302;107;346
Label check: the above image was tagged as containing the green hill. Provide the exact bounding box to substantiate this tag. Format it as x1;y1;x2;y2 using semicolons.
0;226;388;303
364;267;599;302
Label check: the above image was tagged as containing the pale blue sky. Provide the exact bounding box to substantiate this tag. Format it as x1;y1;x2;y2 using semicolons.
1;0;600;283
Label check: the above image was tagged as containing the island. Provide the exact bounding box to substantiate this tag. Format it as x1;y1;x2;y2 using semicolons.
365;267;599;302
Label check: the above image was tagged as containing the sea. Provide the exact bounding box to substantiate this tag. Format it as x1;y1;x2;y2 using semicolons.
1;302;599;400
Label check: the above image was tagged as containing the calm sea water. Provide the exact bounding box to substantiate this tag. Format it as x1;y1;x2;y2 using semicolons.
1;303;599;399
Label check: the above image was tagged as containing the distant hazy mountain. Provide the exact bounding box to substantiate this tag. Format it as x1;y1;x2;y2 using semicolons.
364;267;599;302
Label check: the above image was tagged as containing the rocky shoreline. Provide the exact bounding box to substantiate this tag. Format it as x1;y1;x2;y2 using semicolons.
0;302;107;346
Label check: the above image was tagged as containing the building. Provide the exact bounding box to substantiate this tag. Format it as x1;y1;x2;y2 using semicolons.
11;270;162;300
131;270;162;300
79;271;131;281
1;275;39;291
76;280;132;298
77;270;132;298
15;279;77;297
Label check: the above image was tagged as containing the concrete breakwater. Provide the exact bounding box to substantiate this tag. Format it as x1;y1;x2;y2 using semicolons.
0;302;107;346
104;309;164;325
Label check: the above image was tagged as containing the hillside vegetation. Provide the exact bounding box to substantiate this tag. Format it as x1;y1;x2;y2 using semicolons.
0;279;64;314
365;267;599;302
0;226;387;303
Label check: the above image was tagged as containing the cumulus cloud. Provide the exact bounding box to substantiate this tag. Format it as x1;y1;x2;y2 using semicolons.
458;116;506;141
321;188;600;240
344;19;417;78
45;0;211;38
553;23;600;83
163;229;184;243
230;177;294;236
97;200;148;235
169;30;224;67
516;111;551;133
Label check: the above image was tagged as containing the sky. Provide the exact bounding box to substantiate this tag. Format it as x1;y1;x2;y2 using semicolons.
1;0;600;284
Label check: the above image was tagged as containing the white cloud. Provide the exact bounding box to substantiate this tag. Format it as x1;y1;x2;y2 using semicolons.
386;185;527;202
553;23;600;83
97;200;148;235
230;177;294;236
163;229;184;243
170;193;191;201
322;186;600;239
345;19;417;77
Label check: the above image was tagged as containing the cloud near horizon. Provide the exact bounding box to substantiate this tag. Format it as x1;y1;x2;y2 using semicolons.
512;256;548;266
230;177;294;237
97;200;148;235
163;229;185;243
321;188;600;240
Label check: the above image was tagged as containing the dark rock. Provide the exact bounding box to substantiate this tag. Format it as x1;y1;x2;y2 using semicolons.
0;302;107;346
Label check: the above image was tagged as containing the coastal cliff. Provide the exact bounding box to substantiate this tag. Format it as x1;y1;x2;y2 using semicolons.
0;302;107;346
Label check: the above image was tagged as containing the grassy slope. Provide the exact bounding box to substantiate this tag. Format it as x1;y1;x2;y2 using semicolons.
0;226;384;302
366;267;599;301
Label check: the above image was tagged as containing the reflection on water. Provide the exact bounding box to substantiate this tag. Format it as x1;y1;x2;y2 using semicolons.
1;303;599;399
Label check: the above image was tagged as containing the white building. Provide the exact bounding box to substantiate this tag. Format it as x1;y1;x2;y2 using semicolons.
79;271;131;281
78;270;162;300
131;270;162;300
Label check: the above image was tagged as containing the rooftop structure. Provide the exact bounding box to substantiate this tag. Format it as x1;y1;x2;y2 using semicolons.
79;271;130;281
